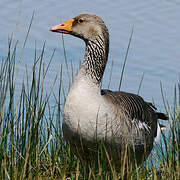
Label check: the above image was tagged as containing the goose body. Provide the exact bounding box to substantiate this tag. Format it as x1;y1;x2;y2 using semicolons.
50;14;168;168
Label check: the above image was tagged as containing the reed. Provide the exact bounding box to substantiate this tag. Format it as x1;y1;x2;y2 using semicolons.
0;21;180;180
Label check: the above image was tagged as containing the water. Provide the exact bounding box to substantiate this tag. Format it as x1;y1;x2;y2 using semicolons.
1;0;180;111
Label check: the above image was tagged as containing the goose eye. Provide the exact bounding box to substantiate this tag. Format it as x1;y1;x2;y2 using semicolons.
78;18;84;24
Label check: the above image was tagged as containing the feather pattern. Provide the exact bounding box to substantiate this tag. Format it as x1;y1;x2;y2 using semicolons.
50;13;169;169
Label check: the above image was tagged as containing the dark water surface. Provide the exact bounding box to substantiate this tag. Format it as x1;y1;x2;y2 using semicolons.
1;0;180;111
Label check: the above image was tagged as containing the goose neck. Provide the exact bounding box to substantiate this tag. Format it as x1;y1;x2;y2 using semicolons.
79;37;109;85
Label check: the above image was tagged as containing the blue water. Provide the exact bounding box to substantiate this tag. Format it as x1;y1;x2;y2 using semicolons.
1;1;180;112
1;0;180;169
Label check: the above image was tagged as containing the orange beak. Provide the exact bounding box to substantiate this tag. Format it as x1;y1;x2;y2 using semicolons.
50;19;74;34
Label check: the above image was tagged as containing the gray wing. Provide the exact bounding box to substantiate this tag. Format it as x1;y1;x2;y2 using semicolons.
101;89;168;139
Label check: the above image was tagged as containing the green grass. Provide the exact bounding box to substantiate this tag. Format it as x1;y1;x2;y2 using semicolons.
0;22;180;180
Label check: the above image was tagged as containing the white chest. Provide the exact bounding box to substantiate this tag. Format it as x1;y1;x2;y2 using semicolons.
63;78;109;139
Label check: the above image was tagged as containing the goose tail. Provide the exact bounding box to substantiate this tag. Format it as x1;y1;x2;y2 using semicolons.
157;112;169;121
154;112;168;144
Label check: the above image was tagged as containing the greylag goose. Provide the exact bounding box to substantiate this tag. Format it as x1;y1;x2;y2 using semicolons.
50;14;168;169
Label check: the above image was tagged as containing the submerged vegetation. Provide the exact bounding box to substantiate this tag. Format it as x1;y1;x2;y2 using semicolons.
0;19;180;180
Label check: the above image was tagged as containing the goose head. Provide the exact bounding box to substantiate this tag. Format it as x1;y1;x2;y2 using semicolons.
50;14;109;44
